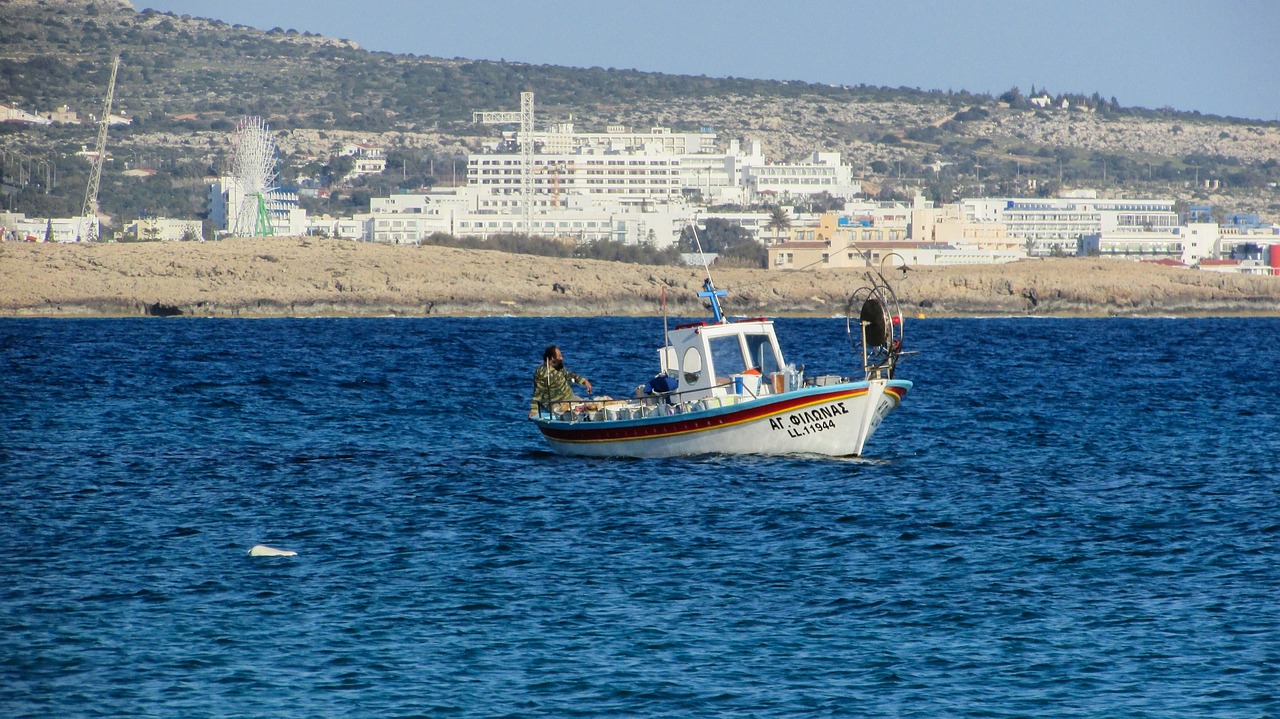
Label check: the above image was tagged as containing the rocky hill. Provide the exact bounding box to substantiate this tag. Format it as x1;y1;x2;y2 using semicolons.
1;0;1278;227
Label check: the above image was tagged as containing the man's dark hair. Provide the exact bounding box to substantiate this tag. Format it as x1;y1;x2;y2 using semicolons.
543;345;559;362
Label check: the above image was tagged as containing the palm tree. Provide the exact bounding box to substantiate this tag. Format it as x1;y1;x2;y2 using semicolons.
766;206;791;245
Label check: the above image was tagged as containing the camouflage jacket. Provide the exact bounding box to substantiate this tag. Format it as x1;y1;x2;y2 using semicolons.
530;363;589;415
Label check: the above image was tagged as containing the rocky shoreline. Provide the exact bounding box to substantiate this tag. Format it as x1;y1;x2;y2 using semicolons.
3;237;1280;318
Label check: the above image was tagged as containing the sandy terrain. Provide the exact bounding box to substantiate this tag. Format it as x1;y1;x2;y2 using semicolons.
3;237;1280;318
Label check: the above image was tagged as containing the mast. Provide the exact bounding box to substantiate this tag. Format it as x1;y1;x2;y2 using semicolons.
689;219;728;323
80;55;120;242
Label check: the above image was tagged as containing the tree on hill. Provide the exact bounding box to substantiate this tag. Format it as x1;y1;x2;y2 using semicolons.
677;219;767;269
999;86;1028;109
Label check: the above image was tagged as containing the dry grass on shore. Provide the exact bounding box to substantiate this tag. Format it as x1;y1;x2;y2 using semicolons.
3;237;1280;318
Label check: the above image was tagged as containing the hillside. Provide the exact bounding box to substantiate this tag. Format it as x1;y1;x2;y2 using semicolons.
4;237;1280;318
1;0;1278;228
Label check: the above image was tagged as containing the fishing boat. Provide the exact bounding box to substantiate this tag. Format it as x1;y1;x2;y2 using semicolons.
529;264;913;459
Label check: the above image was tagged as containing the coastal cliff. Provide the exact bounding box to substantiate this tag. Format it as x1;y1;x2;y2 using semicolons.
4;238;1280;318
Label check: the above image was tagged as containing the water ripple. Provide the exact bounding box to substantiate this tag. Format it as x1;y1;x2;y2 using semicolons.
1;317;1278;717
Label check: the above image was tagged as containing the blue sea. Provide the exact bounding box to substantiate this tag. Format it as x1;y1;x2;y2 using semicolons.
2;316;1278;718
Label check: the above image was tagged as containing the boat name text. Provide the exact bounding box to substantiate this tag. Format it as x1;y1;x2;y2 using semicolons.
769;402;849;436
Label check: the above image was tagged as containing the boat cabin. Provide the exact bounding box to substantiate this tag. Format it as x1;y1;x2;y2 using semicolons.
655;318;797;403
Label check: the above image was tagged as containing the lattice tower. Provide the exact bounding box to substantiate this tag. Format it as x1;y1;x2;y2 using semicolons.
472;91;535;234
79;56;120;242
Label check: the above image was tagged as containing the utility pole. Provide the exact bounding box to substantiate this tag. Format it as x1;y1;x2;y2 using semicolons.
80;55;120;242
473;91;535;234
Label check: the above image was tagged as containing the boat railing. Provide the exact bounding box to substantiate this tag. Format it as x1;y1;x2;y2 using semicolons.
534;372;870;423
532;378;758;423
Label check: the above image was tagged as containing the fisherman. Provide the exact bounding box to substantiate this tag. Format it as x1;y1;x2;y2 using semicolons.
529;345;592;418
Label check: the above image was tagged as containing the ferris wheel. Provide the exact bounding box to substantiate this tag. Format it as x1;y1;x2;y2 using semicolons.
229;116;279;237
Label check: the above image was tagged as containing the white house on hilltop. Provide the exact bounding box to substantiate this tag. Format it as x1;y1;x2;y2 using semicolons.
340;143;386;176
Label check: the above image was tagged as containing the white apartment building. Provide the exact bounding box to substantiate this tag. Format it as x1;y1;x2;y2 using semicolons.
208;176;308;237
1081;222;1280;266
339;143;387;176
361;185;694;246
679;138;764;204
305;214;370;240
468;147;684;207
513;122;718;156
962;195;1178;255
4;215;92;242
744;152;863;201
126;216;203;241
1218;224;1280;258
324;106;866;248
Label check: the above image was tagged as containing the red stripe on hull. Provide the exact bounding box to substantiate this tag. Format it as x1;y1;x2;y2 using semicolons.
538;386;880;444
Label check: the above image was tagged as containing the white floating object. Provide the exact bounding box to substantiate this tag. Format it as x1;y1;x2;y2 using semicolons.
248;544;297;557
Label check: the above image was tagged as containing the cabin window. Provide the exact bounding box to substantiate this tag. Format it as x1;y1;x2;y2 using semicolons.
681;347;702;384
744;335;780;376
708;336;747;379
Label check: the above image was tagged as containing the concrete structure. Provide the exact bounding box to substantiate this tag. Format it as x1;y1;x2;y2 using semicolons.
768;239;1022;270
340;143;386;176
3;215;94;242
678;138;763;204
208;176;308;237
1220;224;1280;260
962;195;1179;256
468;147;684;207
767;210;1021;269
126;216;203;241
462;118;863;234
359;186;693;246
43;105;81;124
306;214;370;240
510;122;718;156
744;152;862;202
909;198;1018;251
1078;229;1185;260
0;103;52;125
354;101;875;248
1081;220;1280;267
697;209;776;242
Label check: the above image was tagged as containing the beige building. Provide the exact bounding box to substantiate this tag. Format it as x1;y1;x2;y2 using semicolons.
769;240;929;270
768;210;1023;270
43;105;81;124
909;201;1016;251
768;213;913;269
0;102;51;125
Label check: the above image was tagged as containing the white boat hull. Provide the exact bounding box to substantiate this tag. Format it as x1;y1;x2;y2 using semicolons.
534;379;911;458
